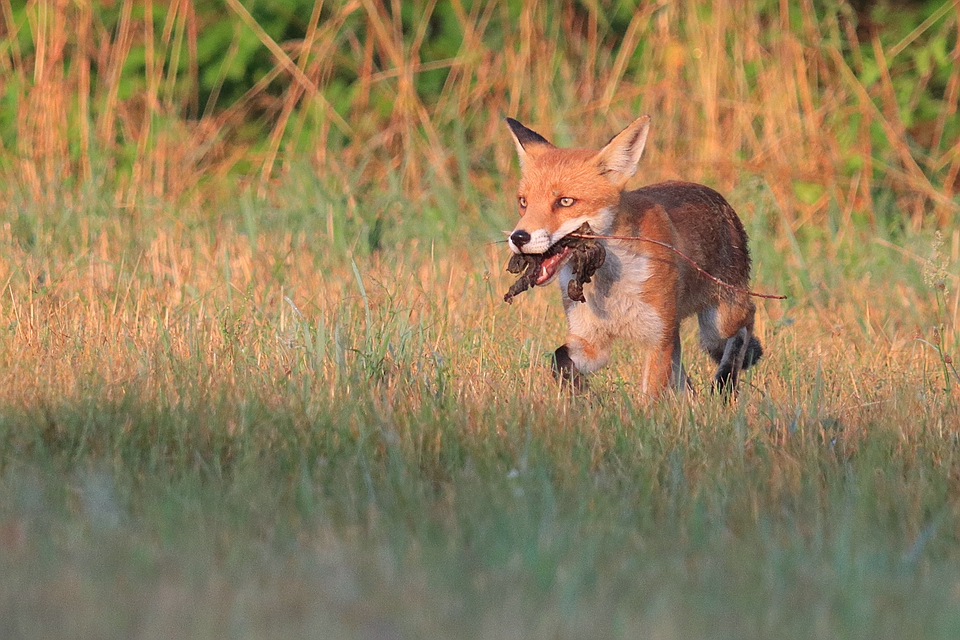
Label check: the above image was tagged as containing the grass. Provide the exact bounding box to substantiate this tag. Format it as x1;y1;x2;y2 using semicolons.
1;176;960;638
1;0;960;637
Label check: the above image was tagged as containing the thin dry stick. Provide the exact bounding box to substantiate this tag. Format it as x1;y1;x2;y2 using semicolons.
568;232;787;300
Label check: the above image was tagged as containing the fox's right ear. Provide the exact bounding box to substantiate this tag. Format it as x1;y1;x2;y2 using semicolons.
506;118;554;168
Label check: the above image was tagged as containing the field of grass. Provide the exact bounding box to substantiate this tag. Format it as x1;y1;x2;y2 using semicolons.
2;174;959;638
2;1;960;638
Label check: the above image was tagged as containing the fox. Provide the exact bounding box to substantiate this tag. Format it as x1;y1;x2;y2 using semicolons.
505;115;762;397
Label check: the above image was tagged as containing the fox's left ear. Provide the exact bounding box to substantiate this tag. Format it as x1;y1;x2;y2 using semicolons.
506;118;554;169
595;116;650;185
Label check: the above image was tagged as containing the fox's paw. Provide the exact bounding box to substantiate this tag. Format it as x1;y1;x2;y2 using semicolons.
553;345;588;393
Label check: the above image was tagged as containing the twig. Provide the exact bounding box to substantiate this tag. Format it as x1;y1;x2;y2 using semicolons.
569;233;788;300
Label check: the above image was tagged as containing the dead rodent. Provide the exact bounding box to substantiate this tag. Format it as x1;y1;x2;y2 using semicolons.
503;223;606;304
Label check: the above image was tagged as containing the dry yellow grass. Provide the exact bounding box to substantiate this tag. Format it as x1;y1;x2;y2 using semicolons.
0;205;955;441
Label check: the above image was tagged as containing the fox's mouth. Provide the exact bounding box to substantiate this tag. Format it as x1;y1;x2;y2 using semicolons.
503;222;605;305
535;245;574;285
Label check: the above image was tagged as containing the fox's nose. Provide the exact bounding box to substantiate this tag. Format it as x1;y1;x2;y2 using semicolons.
510;230;531;249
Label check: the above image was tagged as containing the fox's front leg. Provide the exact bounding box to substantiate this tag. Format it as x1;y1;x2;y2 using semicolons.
642;328;682;398
552;335;610;392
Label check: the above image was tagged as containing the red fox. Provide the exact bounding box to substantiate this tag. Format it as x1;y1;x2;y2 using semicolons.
505;115;762;396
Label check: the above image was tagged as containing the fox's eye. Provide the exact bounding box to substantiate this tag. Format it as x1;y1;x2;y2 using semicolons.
558;197;575;207
518;196;527;209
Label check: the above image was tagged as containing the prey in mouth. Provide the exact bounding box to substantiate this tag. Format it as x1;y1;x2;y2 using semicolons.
503;223;606;304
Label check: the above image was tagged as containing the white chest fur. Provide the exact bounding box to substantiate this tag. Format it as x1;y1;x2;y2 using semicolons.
559;242;666;346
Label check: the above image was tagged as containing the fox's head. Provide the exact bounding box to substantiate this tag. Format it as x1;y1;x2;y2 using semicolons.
506;116;650;256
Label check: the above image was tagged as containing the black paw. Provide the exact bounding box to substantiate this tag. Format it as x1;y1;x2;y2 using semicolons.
553;345;587;393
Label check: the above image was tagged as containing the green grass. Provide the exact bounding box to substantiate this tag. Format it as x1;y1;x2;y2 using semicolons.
2;383;960;639
1;174;959;638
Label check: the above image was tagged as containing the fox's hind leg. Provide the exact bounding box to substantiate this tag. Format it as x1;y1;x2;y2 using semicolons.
698;302;763;394
552;334;611;393
697;307;727;364
714;327;752;392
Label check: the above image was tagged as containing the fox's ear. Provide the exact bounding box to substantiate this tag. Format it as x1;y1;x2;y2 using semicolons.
506;118;554;168
595;116;650;185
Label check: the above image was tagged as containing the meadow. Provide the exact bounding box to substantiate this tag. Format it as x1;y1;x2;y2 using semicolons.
1;0;960;638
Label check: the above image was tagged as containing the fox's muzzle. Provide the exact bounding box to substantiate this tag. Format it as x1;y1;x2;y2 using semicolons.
508;227;552;254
